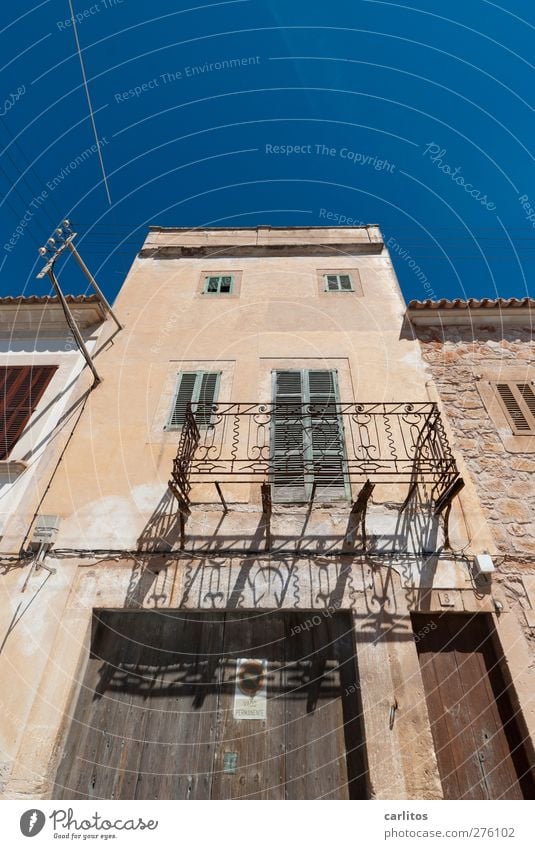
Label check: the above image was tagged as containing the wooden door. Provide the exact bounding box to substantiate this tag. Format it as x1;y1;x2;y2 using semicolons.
54;612;223;799
413;613;535;800
211;612;286;799
54;611;367;800
284;612;366;799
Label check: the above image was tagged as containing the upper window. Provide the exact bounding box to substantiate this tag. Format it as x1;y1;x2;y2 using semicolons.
203;275;234;295
0;365;57;460
324;273;354;292
494;382;535;435
166;371;220;429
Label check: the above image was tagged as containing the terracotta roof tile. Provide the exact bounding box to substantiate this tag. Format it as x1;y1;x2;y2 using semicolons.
407;297;535;310
0;295;99;305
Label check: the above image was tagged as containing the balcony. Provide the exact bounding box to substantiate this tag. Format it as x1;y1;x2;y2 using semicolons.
169;402;461;519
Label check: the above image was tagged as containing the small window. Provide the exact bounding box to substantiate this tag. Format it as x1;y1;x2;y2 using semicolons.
494;382;535;435
324;274;354;292
166;371;220;429
203;275;234;294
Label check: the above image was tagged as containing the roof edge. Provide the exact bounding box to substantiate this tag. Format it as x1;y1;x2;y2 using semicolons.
0;295;100;306
407;297;535;327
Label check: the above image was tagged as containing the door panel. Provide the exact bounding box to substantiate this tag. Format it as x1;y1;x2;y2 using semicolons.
413;613;535;800
54;612;222;799
54;611;367;800
211;613;286;800
132;613;222;800
285;613;354;799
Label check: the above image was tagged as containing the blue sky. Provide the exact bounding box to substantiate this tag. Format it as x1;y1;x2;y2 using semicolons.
0;0;534;302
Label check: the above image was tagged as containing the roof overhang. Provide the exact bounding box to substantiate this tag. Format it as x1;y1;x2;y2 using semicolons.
0;296;106;336
141;225;384;258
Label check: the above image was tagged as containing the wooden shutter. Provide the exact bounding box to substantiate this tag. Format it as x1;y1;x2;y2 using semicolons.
518;384;535;421
271;370;348;501
307;371;347;499
495;383;535;434
168;372;219;428
169;373;198;428
0;365;57;460
272;371;306;501
196;372;219;426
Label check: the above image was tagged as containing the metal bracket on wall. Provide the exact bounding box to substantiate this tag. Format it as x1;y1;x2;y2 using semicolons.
434;477;465;549
215;481;228;513
348;480;375;550
261;483;272;551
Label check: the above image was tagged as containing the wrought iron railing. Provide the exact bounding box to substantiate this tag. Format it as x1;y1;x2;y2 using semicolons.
169;402;459;507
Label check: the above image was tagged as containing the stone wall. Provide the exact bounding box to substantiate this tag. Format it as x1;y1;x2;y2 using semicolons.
414;321;535;654
416;324;535;557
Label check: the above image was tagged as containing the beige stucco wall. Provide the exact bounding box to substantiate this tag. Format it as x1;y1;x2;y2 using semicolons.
0;309;106;553
11;227;489;553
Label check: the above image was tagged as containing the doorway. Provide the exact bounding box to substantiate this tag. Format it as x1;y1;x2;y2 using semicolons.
54;610;368;800
412;612;534;799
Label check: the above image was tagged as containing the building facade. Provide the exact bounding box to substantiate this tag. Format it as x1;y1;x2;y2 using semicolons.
0;294;107;794
1;227;533;800
408;296;535;790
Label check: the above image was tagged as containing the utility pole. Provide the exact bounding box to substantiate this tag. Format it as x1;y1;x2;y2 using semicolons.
37;220;122;386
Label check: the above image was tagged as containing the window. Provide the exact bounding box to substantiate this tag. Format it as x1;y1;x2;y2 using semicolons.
271;369;348;502
203;275;234;294
0;365;57;460
166;371;220;429
324;274;353;292
317;269;363;297
494;382;535;435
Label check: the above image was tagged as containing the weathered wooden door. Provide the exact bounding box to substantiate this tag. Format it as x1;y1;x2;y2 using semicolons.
413;613;535;800
54;611;367;800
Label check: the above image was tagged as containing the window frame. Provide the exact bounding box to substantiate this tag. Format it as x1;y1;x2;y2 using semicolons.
165;370;221;430
202;274;234;295
324;273;354;293
316;268;363;297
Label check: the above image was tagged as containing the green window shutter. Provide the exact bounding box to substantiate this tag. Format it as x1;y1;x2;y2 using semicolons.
496;383;530;432
168;371;220;428
271;370;348;501
169;373;198;428
196;372;219;426
307;371;347;499
272;371;306;501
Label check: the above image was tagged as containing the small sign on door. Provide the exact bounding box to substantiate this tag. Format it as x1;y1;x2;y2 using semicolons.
233;658;267;720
